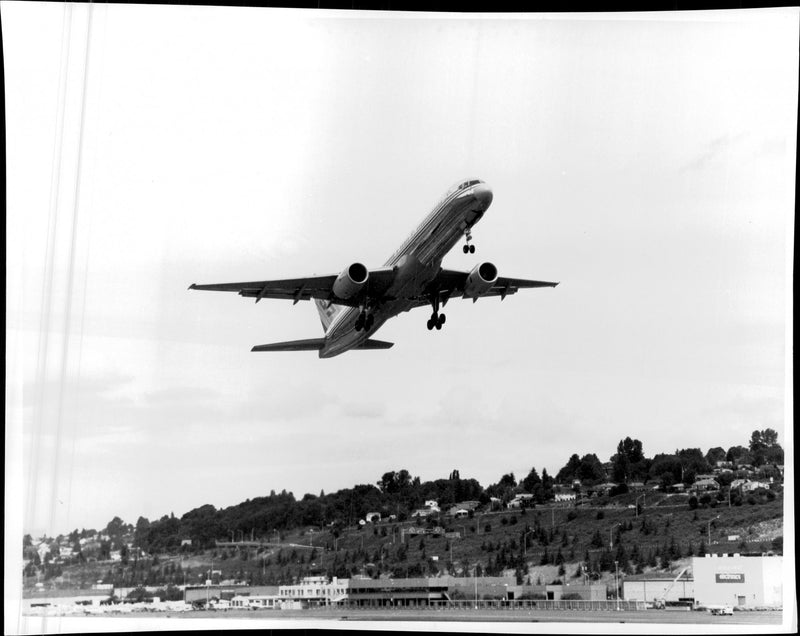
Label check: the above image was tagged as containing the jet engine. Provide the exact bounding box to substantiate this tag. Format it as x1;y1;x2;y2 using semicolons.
463;261;498;299
332;262;369;299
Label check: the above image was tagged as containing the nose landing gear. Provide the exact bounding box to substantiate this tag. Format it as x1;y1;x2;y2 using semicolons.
462;228;476;254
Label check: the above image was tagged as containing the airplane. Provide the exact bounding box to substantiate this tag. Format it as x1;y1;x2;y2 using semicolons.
189;178;558;358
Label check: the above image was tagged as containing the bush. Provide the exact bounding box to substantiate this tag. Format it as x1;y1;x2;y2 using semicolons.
567;510;578;522
596;511;605;520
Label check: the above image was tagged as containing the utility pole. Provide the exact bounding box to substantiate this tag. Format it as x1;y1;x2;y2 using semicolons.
614;560;620;611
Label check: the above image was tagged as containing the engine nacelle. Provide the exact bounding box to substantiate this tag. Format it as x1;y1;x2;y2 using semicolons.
332;262;369;299
463;261;498;299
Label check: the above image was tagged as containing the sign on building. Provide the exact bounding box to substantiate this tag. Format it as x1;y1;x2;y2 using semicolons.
715;573;745;583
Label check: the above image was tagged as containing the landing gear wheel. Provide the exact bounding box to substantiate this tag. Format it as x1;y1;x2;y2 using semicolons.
435;321;442;330
439;313;446;326
427;319;434;330
469;244;475;254
463;245;469;254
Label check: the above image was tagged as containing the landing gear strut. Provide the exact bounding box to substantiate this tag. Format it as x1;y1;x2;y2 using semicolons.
354;310;374;332
426;294;446;331
462;228;476;254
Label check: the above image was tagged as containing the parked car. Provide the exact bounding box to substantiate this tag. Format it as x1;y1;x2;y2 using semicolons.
710;605;734;615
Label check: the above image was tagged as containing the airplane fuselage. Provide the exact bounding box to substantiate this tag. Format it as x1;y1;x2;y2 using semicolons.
319;180;493;357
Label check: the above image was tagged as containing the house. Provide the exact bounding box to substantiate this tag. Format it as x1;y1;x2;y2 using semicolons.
694;478;720;491
595;482;617;494
508;493;534;508
181;539;192;547
730;478;748;490
451;509;469;518
424;500;440;511
627;482;646;491
411;508;433;518
741;480;770;493
553;488;576;502
364;512;381;523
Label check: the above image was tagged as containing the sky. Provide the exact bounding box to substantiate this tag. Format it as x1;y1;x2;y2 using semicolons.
4;4;796;545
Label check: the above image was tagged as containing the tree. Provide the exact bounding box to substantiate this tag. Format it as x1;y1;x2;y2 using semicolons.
726;445;752;465
705;447;726;466
556;454;582;484
521;467;541;493
577;454;605;484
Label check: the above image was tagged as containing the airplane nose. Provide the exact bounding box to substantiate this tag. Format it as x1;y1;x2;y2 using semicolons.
473;184;493;207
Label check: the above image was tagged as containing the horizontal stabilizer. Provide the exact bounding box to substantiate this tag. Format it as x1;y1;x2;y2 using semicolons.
251;338;394;352
252;338;326;352
355;339;394;350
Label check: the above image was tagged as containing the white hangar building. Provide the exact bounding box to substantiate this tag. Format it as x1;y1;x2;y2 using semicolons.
692;554;783;608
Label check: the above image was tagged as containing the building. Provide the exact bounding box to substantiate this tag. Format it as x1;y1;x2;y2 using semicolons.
508;493;534;508
230;594;282;609
694;478;720;491
692;554;782;608
364;512;381;523
184;583;266;605
554;489;576;502
22;588;112;612
740;480;771;492
622;572;694;604
424;500;440;511
278;576;348;606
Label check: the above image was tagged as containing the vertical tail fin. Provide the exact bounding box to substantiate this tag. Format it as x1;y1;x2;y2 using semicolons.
314;299;341;332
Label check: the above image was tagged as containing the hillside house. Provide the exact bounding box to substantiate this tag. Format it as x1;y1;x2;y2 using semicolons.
424;500;440;511
694;478;720;491
740;480;771;492
365;512;381;523
508;493;534;508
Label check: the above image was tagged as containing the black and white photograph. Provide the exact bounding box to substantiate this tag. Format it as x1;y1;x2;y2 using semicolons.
4;2;797;634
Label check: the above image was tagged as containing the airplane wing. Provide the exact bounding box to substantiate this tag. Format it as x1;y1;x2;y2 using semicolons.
414;268;559;306
189;268;395;307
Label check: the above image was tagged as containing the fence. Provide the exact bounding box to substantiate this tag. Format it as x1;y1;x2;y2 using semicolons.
339;599;646;611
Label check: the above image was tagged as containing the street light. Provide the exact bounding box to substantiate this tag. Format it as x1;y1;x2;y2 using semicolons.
521;527;535;557
609;523;621;549
707;515;720;548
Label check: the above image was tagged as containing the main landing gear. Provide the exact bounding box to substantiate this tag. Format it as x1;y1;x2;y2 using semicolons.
426;294;446;330
427;311;446;330
462;228;476;254
354;311;374;332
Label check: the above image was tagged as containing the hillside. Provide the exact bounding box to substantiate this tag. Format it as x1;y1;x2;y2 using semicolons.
26;491;783;593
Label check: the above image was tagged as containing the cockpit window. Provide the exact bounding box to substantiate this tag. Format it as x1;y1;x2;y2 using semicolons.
444;179;483;198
